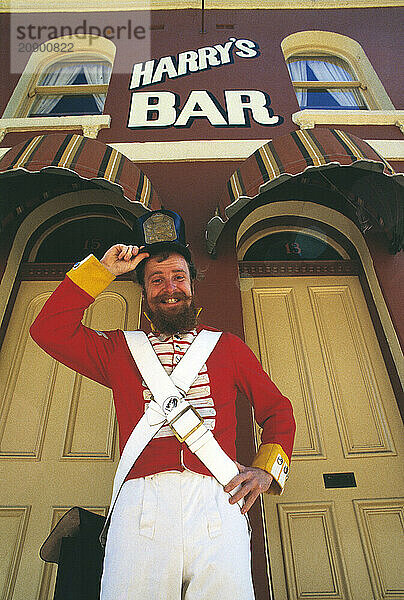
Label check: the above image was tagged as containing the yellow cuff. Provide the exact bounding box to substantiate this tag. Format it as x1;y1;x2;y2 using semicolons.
67;254;115;298
252;443;290;495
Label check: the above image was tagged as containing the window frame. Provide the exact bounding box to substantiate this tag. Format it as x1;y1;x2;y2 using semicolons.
0;35;115;140
286;53;369;111
281;31;395;112
281;31;404;131
25;56;112;118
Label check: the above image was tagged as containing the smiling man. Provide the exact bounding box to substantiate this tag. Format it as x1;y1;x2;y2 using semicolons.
30;209;295;600
141;252;197;335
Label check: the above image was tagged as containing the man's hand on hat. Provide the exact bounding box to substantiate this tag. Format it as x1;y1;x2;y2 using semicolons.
100;244;149;276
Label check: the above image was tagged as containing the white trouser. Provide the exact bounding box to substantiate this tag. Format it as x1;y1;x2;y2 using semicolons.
100;470;255;600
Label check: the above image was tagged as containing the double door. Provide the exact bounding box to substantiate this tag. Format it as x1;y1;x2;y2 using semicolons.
241;275;404;600
0;280;140;600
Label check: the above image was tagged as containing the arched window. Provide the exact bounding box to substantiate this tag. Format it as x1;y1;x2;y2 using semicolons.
242;230;345;261
30;214;134;263
286;55;367;111
281;31;395;112
2;35;116;122
27;56;112;117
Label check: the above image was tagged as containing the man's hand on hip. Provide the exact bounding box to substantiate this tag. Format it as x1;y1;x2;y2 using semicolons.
224;462;273;514
100;244;149;277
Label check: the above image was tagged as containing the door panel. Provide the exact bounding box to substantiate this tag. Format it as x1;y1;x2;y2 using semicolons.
0;280;141;600
308;284;395;457
242;276;404;600
277;502;351;600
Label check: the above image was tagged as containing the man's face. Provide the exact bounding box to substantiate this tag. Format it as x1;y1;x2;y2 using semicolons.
143;252;197;334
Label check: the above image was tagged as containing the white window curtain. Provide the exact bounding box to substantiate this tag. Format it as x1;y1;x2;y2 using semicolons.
287;61;308;106
82;63;111;111
288;59;359;108
34;63;83;115
32;61;111;115
306;60;358;107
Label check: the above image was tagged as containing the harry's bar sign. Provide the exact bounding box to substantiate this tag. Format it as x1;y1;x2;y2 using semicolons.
130;38;258;88
128;39;283;129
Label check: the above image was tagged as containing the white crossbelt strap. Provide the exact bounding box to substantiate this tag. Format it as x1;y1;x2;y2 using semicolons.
100;329;240;546
125;330;241;490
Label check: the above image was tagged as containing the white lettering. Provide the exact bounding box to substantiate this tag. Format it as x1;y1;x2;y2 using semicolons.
214;41;234;65
152;56;178;84
129;39;260;90
130;60;155;89
175;91;227;127
177;50;199;76
234;39;260;59
128;92;177;127
225;90;282;125
128;89;282;129
197;47;221;70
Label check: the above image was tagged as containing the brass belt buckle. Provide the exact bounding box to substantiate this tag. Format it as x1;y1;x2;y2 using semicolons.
168;405;205;443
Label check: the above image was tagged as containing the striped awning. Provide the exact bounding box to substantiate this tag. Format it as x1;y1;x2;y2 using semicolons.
0;133;161;232
207;128;403;254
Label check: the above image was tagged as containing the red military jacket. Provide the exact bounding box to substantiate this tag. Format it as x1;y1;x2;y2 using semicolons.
30;255;295;493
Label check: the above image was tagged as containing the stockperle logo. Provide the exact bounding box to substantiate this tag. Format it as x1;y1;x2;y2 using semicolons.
127;38;283;130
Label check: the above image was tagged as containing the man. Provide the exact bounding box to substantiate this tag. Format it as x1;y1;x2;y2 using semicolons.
30;209;295;600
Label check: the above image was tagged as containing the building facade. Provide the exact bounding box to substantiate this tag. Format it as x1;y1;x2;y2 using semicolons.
0;2;403;599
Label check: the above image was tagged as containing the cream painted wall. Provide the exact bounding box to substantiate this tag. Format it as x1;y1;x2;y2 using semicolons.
1;0;403;12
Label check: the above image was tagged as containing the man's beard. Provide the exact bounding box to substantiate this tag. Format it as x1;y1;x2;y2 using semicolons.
144;295;198;336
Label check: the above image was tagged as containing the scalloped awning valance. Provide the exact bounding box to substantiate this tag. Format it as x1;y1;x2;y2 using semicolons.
206;128;403;255
0;133;161;233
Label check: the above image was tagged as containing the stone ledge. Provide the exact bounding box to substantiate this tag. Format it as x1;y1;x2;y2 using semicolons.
0;114;111;142
292;110;404;133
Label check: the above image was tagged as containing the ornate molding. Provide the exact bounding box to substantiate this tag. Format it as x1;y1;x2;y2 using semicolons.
81;123;107;139
239;260;359;277
20;263;73;280
395;120;404;135
0;115;110;142
20;263;135;281
292;109;404;130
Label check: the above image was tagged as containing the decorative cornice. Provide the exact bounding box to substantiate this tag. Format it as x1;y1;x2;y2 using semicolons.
0;115;111;142
21;261;359;280
292;110;404;131
20;263;73;280
238;260;359;277
20;263;135;280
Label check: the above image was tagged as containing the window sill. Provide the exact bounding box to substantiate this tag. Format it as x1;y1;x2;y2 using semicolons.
292;110;404;133
0;114;111;142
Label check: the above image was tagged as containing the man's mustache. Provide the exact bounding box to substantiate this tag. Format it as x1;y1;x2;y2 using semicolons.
156;292;190;302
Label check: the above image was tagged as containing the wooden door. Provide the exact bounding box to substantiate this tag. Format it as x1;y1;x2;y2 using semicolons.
0;280;141;600
241;275;404;600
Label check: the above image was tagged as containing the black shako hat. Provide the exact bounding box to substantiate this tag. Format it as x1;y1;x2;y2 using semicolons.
133;208;192;263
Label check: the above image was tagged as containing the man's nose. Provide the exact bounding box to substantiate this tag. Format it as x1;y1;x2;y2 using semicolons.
163;279;177;293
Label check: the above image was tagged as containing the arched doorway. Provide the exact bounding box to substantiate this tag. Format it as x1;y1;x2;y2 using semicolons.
0;204;142;600
237;215;404;600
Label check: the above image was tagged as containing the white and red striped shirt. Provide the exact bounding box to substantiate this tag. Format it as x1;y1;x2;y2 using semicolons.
143;330;216;438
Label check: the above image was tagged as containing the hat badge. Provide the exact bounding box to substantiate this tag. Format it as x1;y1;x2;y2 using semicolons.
143;212;177;245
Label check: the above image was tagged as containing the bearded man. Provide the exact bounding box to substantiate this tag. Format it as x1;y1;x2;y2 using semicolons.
30;209;295;600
